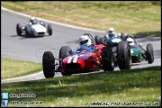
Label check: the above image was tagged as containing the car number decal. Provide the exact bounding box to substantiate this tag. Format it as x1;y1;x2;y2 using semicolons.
67;55;79;63
73;55;79;63
67;56;73;63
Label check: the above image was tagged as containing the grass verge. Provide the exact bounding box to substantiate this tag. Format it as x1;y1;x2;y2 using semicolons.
1;58;42;79
1;66;161;107
1;1;161;37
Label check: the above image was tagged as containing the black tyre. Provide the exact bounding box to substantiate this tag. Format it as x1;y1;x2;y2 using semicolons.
47;24;52;36
59;46;72;76
59;46;72;62
146;43;154;64
16;23;22;36
95;35;101;44
25;26;32;37
120;33;126;41
117;41;131;70
102;47;115;71
42;51;55;78
100;37;106;45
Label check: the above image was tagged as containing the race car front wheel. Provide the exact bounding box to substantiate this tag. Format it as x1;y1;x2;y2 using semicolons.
25;25;32;37
42;51;55;78
146;43;154;64
16;23;22;36
117;41;131;70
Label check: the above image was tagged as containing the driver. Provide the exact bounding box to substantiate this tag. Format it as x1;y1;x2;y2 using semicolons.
106;27;118;38
126;36;146;59
77;35;97;52
29;17;38;25
126;37;135;45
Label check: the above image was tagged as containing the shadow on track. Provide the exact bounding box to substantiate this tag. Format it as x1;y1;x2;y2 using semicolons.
10;34;52;39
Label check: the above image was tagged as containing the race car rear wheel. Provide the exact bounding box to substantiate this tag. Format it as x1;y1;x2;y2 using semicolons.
25;25;32;37
59;46;72;76
100;37;106;45
95;35;101;44
117;41;131;70
47;24;52;36
146;43;154;64
42;51;55;78
16;23;22;36
102;47;115;71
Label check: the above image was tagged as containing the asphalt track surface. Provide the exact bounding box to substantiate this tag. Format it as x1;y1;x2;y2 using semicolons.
1;8;161;84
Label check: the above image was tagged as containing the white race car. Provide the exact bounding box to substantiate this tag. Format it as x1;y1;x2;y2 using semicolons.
16;21;52;37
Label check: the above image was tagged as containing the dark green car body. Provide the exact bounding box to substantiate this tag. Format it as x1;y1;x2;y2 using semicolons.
130;44;142;63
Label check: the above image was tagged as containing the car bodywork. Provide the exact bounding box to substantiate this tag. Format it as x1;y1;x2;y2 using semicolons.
29;24;47;36
95;34;154;65
99;35;131;70
16;21;52;37
61;44;104;74
130;44;142;63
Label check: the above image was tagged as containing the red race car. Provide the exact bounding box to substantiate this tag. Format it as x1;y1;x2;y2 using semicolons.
42;33;115;78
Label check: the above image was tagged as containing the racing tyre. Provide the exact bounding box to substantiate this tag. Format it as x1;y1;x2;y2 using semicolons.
146;43;154;64
42;51;55;78
59;46;72;59
47;24;52;36
120;33;126;40
59;46;72;76
16;23;22;36
95;35;101;44
117;41;131;70
100;37;106;45
25;25;32;37
102;47;115;71
59;46;72;64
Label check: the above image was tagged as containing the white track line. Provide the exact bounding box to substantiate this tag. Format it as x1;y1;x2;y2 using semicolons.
1;71;43;83
1;7;105;33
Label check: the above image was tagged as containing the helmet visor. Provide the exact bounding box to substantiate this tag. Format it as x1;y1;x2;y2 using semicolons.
80;40;88;45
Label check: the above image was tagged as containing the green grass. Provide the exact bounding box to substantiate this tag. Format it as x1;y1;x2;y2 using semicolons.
1;66;161;107
1;1;161;37
1;58;42;79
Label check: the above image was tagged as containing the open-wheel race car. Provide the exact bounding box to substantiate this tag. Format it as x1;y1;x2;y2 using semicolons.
101;34;131;70
125;35;154;64
42;33;121;78
95;33;154;69
16;18;52;37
